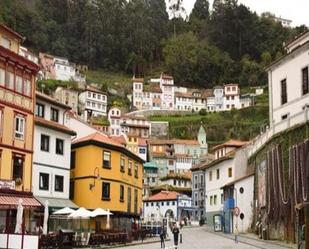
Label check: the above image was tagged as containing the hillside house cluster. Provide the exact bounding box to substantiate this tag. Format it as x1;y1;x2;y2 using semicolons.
132;75;252;112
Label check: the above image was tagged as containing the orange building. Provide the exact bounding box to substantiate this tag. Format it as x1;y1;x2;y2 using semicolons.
0;24;41;244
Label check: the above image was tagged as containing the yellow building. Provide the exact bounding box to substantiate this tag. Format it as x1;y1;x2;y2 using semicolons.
70;132;144;230
0;24;41;236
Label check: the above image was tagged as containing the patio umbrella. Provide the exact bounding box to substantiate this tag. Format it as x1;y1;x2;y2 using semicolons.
15;199;23;234
68;207;92;232
43;200;49;235
91;208;112;217
106;209;112;230
53;207;75;215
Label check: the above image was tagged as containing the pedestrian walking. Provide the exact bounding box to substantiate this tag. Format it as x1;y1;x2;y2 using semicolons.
160;227;165;248
172;223;180;249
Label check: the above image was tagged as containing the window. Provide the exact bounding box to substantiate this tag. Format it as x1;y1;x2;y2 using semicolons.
120;155;125;172
281;79;287;105
128;160;132;175
221;194;224;204
134;162;138;178
210;196;213;205
1;37;10;49
139;148;146;154
0;67;4;86
15;115;25;140
103;151;111;168
55;175;64;192
35;103;45;118
161;202;164;206
6;71;14;90
12;154;24;180
228;167;232;177
39;173;49;190
302;67;308;95
216;169;220;179
56;138;64;155
166;201;170;206
40;135;50;152
70;151;76;169
134;189;138;213
69;181;74;200
24;79;31;97
214;195;217;205
51;108;59;122
209;171;212;181
15;75;23;93
120;185;124;202
102;182;110;200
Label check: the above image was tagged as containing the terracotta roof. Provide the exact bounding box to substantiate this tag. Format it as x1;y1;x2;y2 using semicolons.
211;140;248;151
133;78;144;83
149;139;200;146
161;75;173;80
73;132;123;147
224;83;239;87
85;85;105;94
222;172;255;188
122;115;147;121
138;138;147;146
109;135;127;145
161;172;191;181
0;24;23;40
201;152;235;170
35;117;76;136
146;191;179;201
284;30;309;48
36;91;71;109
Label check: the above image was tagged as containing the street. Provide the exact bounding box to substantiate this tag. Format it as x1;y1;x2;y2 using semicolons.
115;227;294;249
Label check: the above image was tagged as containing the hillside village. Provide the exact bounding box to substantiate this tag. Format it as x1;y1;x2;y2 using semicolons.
0;4;308;249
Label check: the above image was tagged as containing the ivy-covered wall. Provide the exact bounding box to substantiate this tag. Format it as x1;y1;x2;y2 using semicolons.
248;121;309;241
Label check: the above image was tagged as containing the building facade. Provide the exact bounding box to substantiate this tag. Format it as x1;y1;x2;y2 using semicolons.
267;30;309;126
54;86;79;114
79;85;107;121
0;24;41;248
70;132;144;230
32;92;77;213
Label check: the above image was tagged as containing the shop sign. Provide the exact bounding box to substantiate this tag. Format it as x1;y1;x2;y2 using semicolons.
0;180;16;190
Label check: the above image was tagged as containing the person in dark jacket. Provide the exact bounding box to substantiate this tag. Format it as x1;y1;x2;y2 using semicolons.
160;227;165;248
172;223;180;248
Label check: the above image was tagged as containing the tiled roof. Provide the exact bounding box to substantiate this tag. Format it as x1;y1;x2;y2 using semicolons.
146;191;179;201
36;91;71;109
0;24;23;40
149;139;200;146
211;140;248;151
138;138;147;146
109;135;127;145
85;85;105;94
133;78;144;83
73;132;123;147
161;75;173;80
35;117;76;136
122;115;147;121
161;172;191;181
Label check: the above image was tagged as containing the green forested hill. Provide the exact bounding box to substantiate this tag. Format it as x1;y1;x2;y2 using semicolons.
0;0;307;89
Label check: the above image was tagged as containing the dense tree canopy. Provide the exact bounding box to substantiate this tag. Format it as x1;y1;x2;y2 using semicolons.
0;0;306;87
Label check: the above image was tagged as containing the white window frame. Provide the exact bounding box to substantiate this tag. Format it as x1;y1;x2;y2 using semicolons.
15;115;25;140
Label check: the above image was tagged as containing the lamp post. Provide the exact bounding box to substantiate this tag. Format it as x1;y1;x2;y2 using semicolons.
89;167;100;190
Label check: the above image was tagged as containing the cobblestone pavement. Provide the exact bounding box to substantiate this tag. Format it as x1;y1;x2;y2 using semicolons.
114;227;295;249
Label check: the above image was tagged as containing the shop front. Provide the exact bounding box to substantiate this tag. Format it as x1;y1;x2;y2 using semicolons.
0;189;42;249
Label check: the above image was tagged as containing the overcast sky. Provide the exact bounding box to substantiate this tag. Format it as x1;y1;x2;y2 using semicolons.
178;0;309;27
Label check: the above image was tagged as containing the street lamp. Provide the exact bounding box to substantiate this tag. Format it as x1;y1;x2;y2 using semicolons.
89;167;100;190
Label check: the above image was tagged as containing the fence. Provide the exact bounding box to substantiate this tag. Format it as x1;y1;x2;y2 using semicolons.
245;108;309;157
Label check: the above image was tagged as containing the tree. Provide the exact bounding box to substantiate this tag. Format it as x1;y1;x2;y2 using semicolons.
190;0;209;21
168;0;186;38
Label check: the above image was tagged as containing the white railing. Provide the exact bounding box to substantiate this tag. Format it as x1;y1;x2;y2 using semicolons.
246;108;309;157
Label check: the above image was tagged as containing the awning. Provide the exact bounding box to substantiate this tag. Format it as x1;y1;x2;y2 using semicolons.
0;194;41;208
36;197;78;209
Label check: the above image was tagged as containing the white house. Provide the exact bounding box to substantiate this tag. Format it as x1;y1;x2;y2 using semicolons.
19;46;39;64
143;191;192;222
33;92;78;212
223;84;241;110
213;86;224;111
160;172;192;189
204;140;248;226
54;57;76;81
79;85;107;121
160;74;174;110
222;173;254;234
267;30;309;125
108;107;122;136
132;78;144;110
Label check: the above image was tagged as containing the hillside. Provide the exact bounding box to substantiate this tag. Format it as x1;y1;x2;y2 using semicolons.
150;92;269;147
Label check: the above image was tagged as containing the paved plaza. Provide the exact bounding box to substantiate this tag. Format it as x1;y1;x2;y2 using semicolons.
114;227;296;249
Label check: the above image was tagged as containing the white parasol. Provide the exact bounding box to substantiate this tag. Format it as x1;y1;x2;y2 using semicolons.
43;200;49;235
14;199;23;234
53;207;75;215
